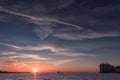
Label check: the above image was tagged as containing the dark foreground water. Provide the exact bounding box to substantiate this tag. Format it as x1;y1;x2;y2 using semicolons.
0;73;120;80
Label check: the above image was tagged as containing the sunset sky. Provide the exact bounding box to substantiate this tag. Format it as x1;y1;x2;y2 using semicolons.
0;0;120;72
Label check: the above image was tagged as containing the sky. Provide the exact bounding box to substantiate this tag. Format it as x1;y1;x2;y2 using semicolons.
0;0;120;72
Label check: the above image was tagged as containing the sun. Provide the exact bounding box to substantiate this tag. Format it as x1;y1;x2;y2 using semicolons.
33;68;38;73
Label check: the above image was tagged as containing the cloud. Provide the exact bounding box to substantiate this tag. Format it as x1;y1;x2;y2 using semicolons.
0;6;82;40
0;0;120;41
9;53;50;60
0;58;29;71
54;59;73;66
54;29;120;40
1;0;74;12
0;50;51;61
0;42;96;58
53;58;77;67
56;0;73;9
33;26;54;40
2;5;117;41
0;42;52;60
0;42;20;49
54;52;96;57
0;42;65;52
0;51;16;55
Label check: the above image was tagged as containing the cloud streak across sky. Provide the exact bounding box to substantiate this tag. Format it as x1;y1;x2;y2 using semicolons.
0;0;120;72
0;6;119;40
0;42;95;57
0;6;83;40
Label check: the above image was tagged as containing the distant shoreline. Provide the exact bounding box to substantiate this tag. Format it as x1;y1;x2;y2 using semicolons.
0;72;30;73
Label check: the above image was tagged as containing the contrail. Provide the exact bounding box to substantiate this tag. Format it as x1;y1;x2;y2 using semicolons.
0;6;83;30
0;42;20;49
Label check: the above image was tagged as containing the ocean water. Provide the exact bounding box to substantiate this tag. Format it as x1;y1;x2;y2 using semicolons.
0;73;120;80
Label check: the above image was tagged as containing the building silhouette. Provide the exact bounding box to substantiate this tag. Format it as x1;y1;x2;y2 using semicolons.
99;63;120;73
115;65;120;73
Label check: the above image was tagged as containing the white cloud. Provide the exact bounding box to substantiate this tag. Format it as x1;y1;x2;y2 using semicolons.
0;6;82;40
0;42;51;60
54;30;120;40
0;42;20;49
0;50;51;61
53;58;77;67
33;26;54;40
9;53;50;60
0;51;16;55
54;52;96;57
0;42;96;58
0;42;65;52
0;2;120;41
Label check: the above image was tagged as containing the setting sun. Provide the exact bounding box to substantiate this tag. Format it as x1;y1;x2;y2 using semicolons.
33;68;38;73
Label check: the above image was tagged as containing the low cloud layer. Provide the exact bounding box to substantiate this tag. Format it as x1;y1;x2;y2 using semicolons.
0;58;30;71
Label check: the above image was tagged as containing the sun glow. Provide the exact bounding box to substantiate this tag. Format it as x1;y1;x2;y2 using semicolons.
33;68;38;73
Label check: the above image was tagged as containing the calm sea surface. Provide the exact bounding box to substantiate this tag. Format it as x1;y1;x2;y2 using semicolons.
0;73;120;80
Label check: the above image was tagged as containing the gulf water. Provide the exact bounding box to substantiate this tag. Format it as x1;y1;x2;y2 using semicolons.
0;73;120;80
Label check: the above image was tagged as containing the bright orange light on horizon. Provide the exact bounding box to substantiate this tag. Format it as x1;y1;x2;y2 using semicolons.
33;68;38;73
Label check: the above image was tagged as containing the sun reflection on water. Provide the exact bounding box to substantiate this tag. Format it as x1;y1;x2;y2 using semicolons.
33;72;37;80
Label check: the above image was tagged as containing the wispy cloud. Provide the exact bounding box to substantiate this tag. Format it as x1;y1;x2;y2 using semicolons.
0;51;16;55
33;26;54;40
54;52;96;57
1;6;119;41
56;0;73;9
0;50;51;61
54;29;120;40
0;42;65;52
53;58;77;67
9;53;51;60
0;58;30;71
0;6;82;40
0;1;120;41
0;42;20;49
0;42;96;57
